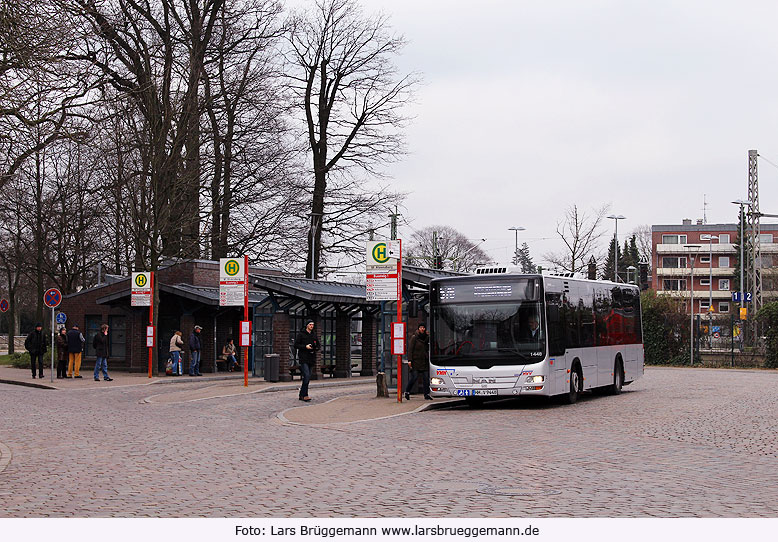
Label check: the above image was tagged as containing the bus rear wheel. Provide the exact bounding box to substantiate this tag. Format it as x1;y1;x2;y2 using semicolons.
562;367;581;404
608;360;624;395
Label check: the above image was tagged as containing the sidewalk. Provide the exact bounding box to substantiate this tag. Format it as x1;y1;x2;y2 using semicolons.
0;365;460;423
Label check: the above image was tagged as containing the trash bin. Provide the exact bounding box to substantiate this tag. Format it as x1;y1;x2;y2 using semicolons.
264;353;280;382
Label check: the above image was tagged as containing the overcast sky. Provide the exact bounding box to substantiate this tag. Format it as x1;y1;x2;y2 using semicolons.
352;0;778;267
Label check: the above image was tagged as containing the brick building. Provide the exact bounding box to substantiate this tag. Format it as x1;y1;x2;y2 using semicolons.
651;220;778;314
58;260;452;381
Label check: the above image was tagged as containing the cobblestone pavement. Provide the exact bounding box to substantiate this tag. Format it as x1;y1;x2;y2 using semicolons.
1;367;777;518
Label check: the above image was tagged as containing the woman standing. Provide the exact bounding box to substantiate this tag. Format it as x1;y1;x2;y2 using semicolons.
169;331;184;376
92;324;113;382
56;328;68;379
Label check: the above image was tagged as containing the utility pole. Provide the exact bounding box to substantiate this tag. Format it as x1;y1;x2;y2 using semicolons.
746;150;761;346
389;207;401;241
432;230;440;269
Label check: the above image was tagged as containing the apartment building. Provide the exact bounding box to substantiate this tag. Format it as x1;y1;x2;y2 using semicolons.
651;219;778;314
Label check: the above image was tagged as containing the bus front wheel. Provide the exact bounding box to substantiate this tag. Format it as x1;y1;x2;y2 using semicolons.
562;367;581;404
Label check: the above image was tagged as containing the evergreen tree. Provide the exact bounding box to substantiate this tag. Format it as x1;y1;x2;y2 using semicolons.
515;242;535;273
601;238;621;281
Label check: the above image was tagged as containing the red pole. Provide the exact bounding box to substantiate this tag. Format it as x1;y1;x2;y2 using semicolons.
244;255;249;387
148;272;154;378
397;241;402;402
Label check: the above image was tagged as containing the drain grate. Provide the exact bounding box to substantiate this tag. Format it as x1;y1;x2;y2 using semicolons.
476;487;562;497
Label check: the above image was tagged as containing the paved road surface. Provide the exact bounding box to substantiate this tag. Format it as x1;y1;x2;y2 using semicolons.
1;367;777;517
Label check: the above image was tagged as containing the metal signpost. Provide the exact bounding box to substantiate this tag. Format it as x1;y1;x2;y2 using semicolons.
132;272;154;377
220;257;250;386
44;288;62;384
366;240;403;401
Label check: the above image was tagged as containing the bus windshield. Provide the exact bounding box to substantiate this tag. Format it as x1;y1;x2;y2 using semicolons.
431;301;545;367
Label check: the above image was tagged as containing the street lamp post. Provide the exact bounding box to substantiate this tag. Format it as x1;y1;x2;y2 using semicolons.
508;226;526;265
685;244;702;364
701;234;719;351
607;215;626;282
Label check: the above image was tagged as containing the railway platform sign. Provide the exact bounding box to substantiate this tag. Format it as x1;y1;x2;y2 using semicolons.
44;288;62;308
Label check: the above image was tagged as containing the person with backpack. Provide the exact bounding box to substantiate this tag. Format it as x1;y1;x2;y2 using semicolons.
66;324;86;378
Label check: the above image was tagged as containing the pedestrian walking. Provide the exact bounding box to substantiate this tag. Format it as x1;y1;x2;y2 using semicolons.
56;327;68;379
405;323;431;400
25;323;48;379
189;325;203;376
92;324;113;381
294;320;320;402
66;324;85;378
169;331;184;376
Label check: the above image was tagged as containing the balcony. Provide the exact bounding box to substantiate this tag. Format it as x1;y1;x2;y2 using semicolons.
655;267;735;277
656;243;737;254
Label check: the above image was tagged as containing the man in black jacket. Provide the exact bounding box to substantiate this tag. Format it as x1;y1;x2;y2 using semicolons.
189;325;203;376
405;323;431;400
25;323;47;379
294;320;319;402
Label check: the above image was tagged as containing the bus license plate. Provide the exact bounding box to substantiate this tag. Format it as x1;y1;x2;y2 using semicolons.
473;389;497;396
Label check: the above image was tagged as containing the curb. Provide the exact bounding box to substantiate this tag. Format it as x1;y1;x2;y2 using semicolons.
0;378;56;390
0;441;11;474
140;378;375;404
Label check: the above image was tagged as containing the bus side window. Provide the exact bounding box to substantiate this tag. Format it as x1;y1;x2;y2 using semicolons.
545;292;566;356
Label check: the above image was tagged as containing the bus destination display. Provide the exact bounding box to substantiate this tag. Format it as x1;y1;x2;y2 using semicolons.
436;280;536;303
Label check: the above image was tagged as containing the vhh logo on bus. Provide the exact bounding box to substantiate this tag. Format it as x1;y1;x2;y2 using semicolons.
224;259;240;276
372;243;390;263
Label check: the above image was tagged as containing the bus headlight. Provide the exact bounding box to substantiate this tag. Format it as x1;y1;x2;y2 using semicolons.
525;375;545;383
431;377;444;386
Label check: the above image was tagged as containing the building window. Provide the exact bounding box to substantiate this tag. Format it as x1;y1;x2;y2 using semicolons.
719;234;730;243
700;256;710;264
663;279;687;291
84;315;101;357
700;278;711;286
662;234;687;244
759;233;773;244
758;254;773;267
662;257;687;268
108;316;126;359
719;256;730;268
700;300;711;312
719;279;730;291
719;302;730;313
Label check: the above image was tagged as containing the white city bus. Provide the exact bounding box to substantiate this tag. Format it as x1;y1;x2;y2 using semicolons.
428;270;644;404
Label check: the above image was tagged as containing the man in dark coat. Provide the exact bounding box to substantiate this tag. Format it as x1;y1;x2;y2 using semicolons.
405;323;431;400
66;324;85;378
294;320;320;401
189;325;203;376
25;323;48;379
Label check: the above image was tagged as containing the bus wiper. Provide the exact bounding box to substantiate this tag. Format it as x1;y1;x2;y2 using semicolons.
496;348;531;361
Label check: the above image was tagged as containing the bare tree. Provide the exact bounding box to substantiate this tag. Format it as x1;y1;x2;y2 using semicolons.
405;225;489;272
631;224;652;267
285;0;419;278
201;0;302;263
544;204;609;275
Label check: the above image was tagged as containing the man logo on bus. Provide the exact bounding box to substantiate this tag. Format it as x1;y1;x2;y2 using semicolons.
224;259;240;276
135;274;147;287
372;243;390;263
